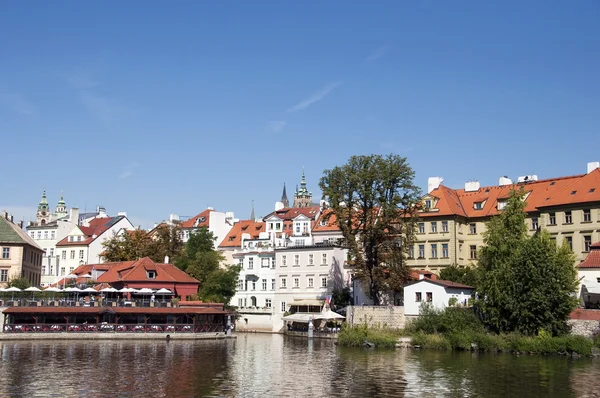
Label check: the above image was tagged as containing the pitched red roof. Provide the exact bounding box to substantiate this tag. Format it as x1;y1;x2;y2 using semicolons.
2;307;227;315
312;210;340;232
264;206;320;222
179;209;213;229
56;216;122;247
218;220;266;248
96;257;199;284
406;278;473;290
570;308;600;321
578;242;600;269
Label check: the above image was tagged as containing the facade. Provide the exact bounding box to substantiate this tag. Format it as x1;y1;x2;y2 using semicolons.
403;278;474;317
177;208;235;246
55;214;134;275
409;162;600;273
578;241;600;308
292;169;314;208
0;212;44;287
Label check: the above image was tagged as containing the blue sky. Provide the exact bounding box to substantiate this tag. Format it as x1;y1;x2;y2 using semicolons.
1;1;599;228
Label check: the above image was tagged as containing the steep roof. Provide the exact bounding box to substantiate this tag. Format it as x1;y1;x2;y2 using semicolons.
96;257;199;284
179;209;213;229
219;220;265;248
0;216;42;249
263;206;320;221
405;278;474;290
579;242;600;269
312;210;340;232
56;216;123;247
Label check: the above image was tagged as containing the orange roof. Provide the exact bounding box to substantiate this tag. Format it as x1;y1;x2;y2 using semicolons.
218;220;265;248
264;206;320;221
179;209;213;229
97;257;199;284
570;308;600;321
422;169;600;219
579;242;600;269
312;210;340;232
3;307;227;315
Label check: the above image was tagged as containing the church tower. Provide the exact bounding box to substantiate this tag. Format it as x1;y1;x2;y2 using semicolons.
36;190;51;225
293;168;313;208
281;183;289;208
54;193;67;219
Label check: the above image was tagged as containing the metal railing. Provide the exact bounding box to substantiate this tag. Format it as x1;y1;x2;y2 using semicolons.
0;299;175;308
3;324;225;334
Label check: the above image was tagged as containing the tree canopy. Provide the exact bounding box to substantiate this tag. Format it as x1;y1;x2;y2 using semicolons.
439;265;479;290
175;227;240;304
476;189;578;336
319;154;421;305
101;225;183;263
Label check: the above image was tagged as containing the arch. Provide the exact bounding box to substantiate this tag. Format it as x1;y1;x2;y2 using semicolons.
250;296;257;307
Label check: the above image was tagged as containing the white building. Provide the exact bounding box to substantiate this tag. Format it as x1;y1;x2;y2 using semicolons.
403;278;474;317
578;241;600;308
176;208;235;246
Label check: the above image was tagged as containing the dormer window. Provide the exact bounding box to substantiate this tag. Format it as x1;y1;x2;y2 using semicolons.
320;219;327;226
147;271;156;279
474;202;484;210
497;201;507;210
425;200;432;209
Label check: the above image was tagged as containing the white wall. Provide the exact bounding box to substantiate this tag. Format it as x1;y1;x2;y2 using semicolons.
209;211;233;248
88;217;134;263
579;268;600;293
403;281;473;316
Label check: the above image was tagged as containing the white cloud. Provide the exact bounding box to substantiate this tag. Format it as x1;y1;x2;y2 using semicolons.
0;92;36;115
365;45;392;63
118;161;140;180
286;82;341;113
267;120;287;133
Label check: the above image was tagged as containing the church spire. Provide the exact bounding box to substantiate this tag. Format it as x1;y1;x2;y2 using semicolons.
281;183;289;208
250;200;255;221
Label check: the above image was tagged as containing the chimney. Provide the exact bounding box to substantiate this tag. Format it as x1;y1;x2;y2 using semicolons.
10;215;13;223
588;161;600;174
118;211;127;217
464;181;480;192
169;214;179;223
69;208;80;224
164;255;170;264
2;211;8;220
499;176;513;186
274;201;284;211
18;220;23;229
427;177;444;193
419;274;425;280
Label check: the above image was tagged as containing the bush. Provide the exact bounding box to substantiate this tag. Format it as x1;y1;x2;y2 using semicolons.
564;335;593;355
337;324;399;348
592;333;600;349
447;332;473;351
411;332;451;350
472;333;507;352
407;304;484;335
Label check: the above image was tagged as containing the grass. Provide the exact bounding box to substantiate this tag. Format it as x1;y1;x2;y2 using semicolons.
337;324;403;348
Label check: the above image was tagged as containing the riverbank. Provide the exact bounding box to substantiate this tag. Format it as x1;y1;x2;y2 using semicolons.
0;332;236;341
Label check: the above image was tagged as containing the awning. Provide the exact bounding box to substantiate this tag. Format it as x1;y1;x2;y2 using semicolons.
282;313;319;323
290;299;324;307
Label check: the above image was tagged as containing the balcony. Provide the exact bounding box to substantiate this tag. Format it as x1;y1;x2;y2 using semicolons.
235;306;274;314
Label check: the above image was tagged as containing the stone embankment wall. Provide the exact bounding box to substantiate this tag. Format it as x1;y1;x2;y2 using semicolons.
346;306;405;329
568;320;600;338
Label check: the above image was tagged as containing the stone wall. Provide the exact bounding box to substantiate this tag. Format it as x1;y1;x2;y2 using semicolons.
568;319;600;338
346;306;405;329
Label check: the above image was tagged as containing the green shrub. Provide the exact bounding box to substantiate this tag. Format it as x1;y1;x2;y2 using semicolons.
472;333;507;352
337;324;399;348
447;332;473;351
564;335;593;355
593;334;600;349
411;332;451;350
407;304;484;335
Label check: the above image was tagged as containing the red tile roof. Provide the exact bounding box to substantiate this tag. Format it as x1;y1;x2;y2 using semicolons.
96;257;199;284
578;242;600;269
312;210;340;232
56;216;122;247
422;169;600;219
179;209;213;229
264;206;320;221
406;278;473;290
2;307;227;315
569;308;600;321
218;220;265;248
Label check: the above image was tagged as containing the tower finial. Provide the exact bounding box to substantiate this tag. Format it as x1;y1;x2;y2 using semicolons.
250;200;255;221
281;183;289;208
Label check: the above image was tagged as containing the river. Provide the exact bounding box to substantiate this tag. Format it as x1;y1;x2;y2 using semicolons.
1;334;599;397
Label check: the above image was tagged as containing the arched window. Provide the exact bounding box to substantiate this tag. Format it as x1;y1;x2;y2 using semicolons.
250;296;257;307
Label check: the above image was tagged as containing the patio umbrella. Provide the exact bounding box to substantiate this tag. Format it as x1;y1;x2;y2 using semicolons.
82;287;97;293
44;287;62;300
24;286;42;299
118;287;135;293
5;286;22;301
80;273;93;278
63;274;78;289
155;288;173;295
100;287;118;293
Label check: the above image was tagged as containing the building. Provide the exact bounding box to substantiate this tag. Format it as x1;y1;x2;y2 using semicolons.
263;205;321;247
409;161;600;273
403;278;474;317
177;208;235;245
578;241;600;308
0;212;44;287
293;169;314;208
55;213;134;275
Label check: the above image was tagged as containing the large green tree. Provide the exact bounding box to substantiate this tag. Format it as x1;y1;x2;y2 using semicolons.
476;189;578;336
175;227;240;304
319;154;421;305
439;265;479;290
101;225;183;263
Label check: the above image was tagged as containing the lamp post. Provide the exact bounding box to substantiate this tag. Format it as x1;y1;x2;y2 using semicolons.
308;316;314;339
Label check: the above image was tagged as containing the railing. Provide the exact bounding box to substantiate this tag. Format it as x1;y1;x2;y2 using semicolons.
3;324;225;334
0;299;175;308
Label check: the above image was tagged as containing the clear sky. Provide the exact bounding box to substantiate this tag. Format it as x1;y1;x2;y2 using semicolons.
1;1;599;228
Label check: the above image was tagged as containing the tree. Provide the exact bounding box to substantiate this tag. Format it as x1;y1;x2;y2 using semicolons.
175;227;240;304
439;265;479;290
476;189;578;336
101;225;183;263
8;277;31;289
319;154;421;305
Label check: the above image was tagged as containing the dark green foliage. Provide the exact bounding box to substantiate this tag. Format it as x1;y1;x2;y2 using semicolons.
8;277;31;289
407;304;484;335
319;154;421;305
337;324;402;348
439;265;479;290
331;287;352;309
476;189;578;336
102;225;183;263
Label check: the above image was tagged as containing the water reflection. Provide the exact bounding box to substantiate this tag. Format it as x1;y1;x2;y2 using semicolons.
0;336;599;397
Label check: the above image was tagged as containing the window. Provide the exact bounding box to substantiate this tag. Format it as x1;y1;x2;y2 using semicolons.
294;255;299;266
415;292;422;302
237;280;244;290
37;231;41;239
261;258;269;268
282;255;287;266
271;279;276;290
470;245;477;259
51;231;55;239
474;202;483;210
280;301;287;312
79;250;84;259
49;248;54;257
431;244;438;258
62;250;66;260
322;253;327;265
308;277;314;288
238;258;243;268
409;246;415;259
248;258;254;269
147;271;156;279
0;270;7;282
2;248;10;259
418;223;425;233
565;236;573;250
294;278;299;288
531;217;539;230
265;299;272;308
321;277;327;288
418;245;425;258
238;298;243;307
271;258;276;268
426;292;433;302
280;278;287;288
309;254;314;265
497;201;507;211
295;224;300;233
30;231;35;238
549;212;556;225
431;222;437;233
269;223;273;230
425;199;432;209
69;267;74;273
442;221;449;233
251;281;256;290
564;211;572;224
262;279;267;290
44;231;48;239
469;223;477;234
70;250;75;259
61;267;65;276
584;236;592;252
442;243;449;258
43;248;47;257
276;222;281;230
77;236;82;242
583;209;591;222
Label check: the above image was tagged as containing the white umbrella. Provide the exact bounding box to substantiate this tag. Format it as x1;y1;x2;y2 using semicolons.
100;287;118;293
64;287;82;292
44;286;63;300
118;287;135;293
80;273;93;278
24;286;42;300
82;287;97;293
0;287;6;292
135;288;154;294
154;288;173;295
6;286;22;301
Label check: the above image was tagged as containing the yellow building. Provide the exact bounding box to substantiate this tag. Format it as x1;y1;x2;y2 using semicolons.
408;162;600;273
0;212;44;287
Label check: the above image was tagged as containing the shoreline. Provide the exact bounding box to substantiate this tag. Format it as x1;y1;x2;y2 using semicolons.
0;332;237;341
